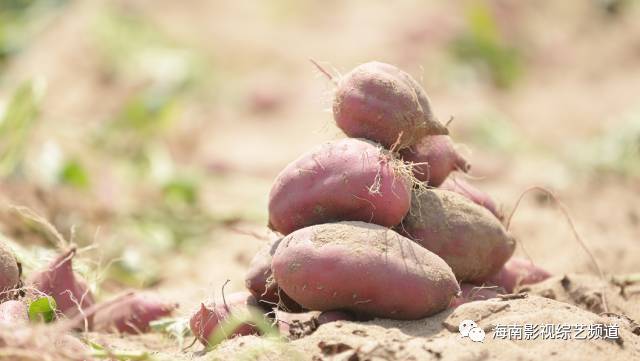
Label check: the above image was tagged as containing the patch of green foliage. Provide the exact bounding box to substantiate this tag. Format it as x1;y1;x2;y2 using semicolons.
451;1;522;89
28;295;57;323
0;80;42;177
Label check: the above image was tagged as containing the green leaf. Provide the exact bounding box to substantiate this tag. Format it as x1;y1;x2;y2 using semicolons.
150;317;192;349
58;159;90;188
28;296;57;323
0;80;42;176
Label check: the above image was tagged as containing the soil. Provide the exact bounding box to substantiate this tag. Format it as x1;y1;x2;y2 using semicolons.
0;0;639;360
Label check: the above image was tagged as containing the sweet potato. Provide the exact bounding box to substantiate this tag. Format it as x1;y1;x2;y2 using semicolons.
449;284;499;308
93;293;178;334
29;248;95;327
333;61;448;149
244;237;303;312
190;291;263;346
486;257;552;293
439;178;503;220
400;189;515;283
0;300;28;325
272;221;460;320
400;135;470;186
317;310;355;325
268;138;412;235
0;241;20;301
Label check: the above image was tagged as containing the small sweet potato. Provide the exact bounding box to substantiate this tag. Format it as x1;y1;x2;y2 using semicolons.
28;248;95;327
333;61;448;149
268;138;411;235
190;291;263;346
439;178;503;220
0;241;20;301
486;257;552;293
400;189;515;283
317;310;355;325
0;300;28;325
449;284;499;308
272;221;459;320
244;236;303;312
400;135;470;186
94;293;178;334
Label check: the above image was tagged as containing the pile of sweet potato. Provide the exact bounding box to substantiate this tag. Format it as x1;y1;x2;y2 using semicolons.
188;61;552;345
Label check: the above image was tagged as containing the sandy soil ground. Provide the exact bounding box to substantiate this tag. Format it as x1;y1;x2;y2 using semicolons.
0;0;639;360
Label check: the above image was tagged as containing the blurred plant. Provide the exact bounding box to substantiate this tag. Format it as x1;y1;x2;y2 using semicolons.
594;0;633;16
467;112;524;152
58;159;90;189
150;317;192;349
93;5;213;92
578;111;640;178
0;80;43;177
0;0;68;70
451;1;522;89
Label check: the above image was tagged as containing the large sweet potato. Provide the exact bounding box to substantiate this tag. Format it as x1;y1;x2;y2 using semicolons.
333;61;448;149
400;135;470;186
272;221;460;320
268;138;411;235
400;189;515;282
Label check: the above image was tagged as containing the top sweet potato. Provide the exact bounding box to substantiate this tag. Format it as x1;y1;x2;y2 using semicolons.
333;61;448;149
268;138;411;235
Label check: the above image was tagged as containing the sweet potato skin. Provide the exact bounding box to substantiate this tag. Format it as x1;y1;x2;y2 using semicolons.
272;221;460;320
268;138;411;235
333;61;448;149
486;257;552;293
400;189;515;283
439;178;503;220
400;135;469;186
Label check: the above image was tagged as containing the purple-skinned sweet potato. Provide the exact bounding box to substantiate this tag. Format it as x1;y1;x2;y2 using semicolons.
400;135;470;186
399;189;515;283
28;248;95;327
272;221;460;320
244;237;303;312
268;138;412;235
0;241;20;302
486;257;552;293
0;300;28;325
93;293;178;334
190;291;263;346
317;310;355;325
439;177;503;220
333;61;448;149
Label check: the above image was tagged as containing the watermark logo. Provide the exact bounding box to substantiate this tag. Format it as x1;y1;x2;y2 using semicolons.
459;319;485;342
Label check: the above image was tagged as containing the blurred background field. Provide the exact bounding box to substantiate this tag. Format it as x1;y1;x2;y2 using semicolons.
0;0;639;338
